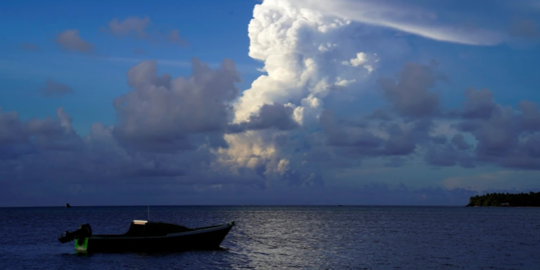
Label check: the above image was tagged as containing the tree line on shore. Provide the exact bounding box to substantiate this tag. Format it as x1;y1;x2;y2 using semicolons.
466;192;540;207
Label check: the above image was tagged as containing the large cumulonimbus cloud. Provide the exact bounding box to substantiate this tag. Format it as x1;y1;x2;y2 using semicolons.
213;0;540;190
234;0;379;126
220;0;383;187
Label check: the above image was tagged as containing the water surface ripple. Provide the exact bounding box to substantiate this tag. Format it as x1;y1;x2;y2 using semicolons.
1;206;539;269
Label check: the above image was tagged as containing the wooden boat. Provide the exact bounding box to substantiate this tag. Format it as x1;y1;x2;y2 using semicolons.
58;220;235;253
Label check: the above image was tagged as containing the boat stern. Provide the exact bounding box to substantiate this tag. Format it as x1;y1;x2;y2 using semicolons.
74;237;89;253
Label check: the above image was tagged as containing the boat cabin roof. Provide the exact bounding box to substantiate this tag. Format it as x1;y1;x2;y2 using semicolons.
133;220;148;225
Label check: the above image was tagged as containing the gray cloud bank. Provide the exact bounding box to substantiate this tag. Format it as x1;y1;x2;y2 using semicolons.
3;0;540;205
1;58;540;206
322;62;540;171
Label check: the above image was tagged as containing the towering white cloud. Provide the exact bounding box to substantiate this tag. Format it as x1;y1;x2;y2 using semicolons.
218;0;381;186
234;0;378;126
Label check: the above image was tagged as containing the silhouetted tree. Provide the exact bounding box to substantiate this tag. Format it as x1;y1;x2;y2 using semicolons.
466;192;540;207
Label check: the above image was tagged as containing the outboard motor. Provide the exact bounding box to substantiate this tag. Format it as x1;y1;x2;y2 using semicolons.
58;224;92;243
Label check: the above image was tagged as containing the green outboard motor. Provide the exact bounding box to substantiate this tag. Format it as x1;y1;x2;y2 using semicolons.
58;224;92;243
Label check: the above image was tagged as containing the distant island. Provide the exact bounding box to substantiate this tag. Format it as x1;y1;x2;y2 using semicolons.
467;192;540;207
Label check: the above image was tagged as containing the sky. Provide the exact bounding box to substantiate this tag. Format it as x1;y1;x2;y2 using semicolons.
1;0;540;206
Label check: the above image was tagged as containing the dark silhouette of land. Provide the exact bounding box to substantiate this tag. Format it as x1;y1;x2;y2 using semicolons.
466;192;540;207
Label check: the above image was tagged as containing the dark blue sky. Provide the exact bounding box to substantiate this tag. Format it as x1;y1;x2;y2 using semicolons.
1;0;540;206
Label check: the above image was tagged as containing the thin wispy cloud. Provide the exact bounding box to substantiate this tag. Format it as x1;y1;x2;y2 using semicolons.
509;19;539;38
293;0;512;45
105;16;188;46
20;43;40;52
39;79;74;97
107;16;151;38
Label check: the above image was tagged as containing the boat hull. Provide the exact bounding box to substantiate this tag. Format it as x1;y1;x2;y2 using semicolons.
75;222;234;253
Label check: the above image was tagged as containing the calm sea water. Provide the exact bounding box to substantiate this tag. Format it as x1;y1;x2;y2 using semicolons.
1;206;539;269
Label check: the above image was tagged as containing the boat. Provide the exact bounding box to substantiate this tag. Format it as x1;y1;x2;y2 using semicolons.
58;220;235;253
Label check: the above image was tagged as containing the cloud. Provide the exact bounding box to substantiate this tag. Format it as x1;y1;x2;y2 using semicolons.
443;171;540;192
234;0;378;125
249;103;298;130
0;58;276;206
309;61;459;167
319;109;436;160
216;130;323;187
291;0;506;45
221;0;392;186
451;133;471;150
0;109;26;147
310;59;540;173
167;30;188;46
456;90;518;163
519;101;540;131
417;87;540;170
341;52;376;73
218;0;385;187
113;58;240;153
3;0;540;206
230;103;299;132
228;0;540;185
106;17;188;46
20;43;39;52
379;62;443;118
424;143;475;168
56;30;94;53
320;110;382;153
222;0;534;191
39;79;73;97
108;16;151;38
26;107;83;151
133;48;146;55
509;19;539;38
461;88;499;119
1;58;247;181
0;107;81;154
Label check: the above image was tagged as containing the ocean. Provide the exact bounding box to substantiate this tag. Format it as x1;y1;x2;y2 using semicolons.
1;206;539;269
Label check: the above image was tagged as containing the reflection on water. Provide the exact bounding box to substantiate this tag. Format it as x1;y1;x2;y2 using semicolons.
1;206;540;269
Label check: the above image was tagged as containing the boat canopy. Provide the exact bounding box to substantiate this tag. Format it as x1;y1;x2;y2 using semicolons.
122;221;191;237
